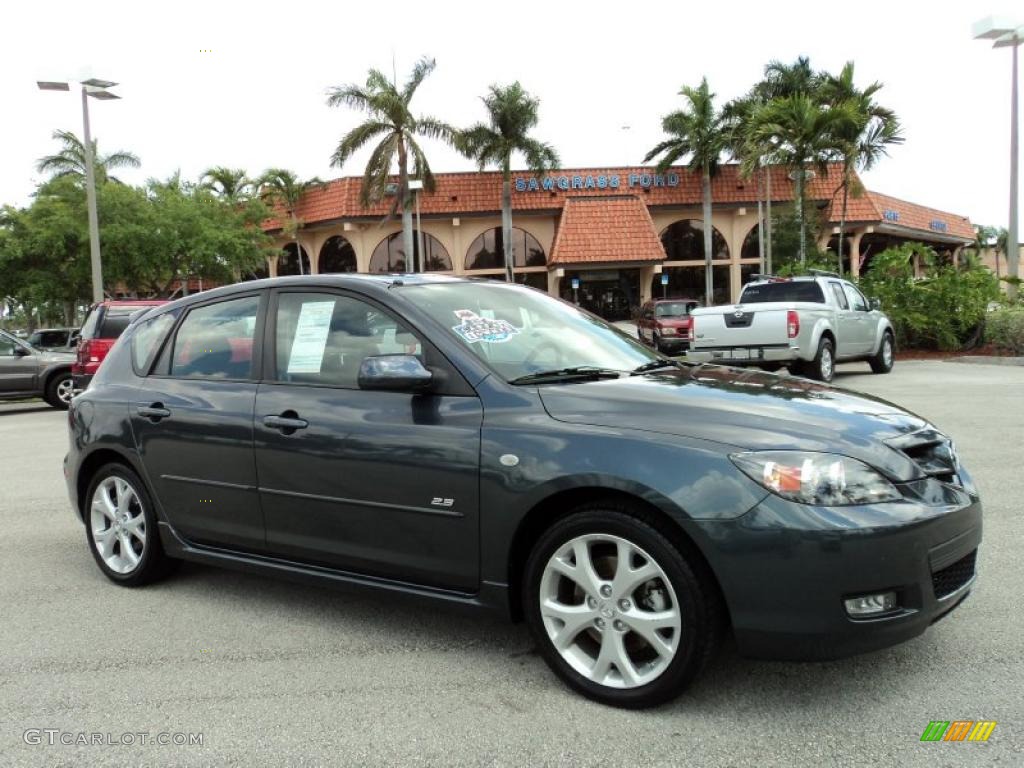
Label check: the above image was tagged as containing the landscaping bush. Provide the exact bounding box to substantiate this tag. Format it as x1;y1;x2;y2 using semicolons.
986;307;1024;355
859;243;1000;351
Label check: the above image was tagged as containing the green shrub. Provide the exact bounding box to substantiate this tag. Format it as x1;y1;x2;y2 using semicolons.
859;243;1000;351
986;307;1024;355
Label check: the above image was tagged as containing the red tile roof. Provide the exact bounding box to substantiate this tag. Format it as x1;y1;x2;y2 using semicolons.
549;196;665;265
263;163;974;244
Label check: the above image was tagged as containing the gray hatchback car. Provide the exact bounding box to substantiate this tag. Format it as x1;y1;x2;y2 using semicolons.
65;276;982;708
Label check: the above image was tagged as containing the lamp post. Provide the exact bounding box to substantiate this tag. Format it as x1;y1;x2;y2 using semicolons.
974;17;1022;300
408;178;424;273
37;78;121;305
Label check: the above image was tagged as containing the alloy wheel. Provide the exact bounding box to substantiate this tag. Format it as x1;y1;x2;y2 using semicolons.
56;377;74;405
821;345;833;380
883;338;893;368
90;476;147;574
538;534;682;689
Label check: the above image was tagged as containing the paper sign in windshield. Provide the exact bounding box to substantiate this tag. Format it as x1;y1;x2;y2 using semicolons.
452;309;520;344
287;300;335;373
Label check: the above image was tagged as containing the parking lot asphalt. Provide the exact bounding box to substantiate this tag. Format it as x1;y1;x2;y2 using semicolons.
1;360;1022;767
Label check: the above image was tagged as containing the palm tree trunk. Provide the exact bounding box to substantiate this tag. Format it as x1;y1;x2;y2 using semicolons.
501;165;514;283
797;165;806;265
702;168;714;305
766;163;773;274
294;218;304;276
398;137;415;271
838;163;850;277
756;164;765;274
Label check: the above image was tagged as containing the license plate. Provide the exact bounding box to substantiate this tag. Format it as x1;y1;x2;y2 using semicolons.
729;349;750;360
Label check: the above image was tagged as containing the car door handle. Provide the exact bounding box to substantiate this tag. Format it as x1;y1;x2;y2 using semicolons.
263;414;309;433
137;404;171;421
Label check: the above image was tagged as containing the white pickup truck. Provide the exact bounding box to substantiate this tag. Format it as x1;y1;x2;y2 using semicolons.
688;274;895;382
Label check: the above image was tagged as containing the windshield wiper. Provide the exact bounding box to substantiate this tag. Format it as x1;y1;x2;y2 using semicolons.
509;366;623;385
630;359;684;375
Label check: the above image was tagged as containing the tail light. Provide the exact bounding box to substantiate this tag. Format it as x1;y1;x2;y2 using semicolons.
787;310;800;339
687;321;695;342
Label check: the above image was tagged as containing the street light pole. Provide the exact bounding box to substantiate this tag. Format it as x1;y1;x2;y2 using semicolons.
38;77;121;305
80;86;104;304
974;18;1022;300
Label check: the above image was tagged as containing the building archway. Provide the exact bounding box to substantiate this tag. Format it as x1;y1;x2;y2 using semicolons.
660;219;729;261
277;243;310;276
464;227;547;270
369;231;452;273
319;235;357;273
740;225;762;261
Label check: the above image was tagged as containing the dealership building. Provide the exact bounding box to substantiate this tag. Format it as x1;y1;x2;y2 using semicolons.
262;164;975;318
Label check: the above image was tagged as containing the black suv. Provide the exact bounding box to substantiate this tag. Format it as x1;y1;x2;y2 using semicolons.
64;275;982;708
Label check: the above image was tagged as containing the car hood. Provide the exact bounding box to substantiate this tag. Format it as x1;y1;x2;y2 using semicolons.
537;365;929;480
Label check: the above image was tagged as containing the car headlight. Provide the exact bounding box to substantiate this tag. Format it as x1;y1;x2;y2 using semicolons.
730;451;902;506
661;327;676;336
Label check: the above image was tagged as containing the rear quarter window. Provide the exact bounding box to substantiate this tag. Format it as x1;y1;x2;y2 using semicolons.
740;281;825;304
131;312;179;374
79;306;102;340
99;311;137;339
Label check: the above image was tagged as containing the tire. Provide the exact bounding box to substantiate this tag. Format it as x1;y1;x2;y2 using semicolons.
523;503;722;708
869;332;895;374
84;463;178;587
44;371;74;410
758;363;782;373
805;337;835;383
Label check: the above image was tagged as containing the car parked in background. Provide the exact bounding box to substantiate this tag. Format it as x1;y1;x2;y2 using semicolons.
689;273;895;382
74;300;167;391
28;327;79;352
66;275;980;708
637;297;701;354
0;328;75;408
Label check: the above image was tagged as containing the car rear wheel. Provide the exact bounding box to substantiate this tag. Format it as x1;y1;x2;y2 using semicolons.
44;372;74;410
85;463;177;587
869;332;895;374
805;338;835;383
523;504;720;708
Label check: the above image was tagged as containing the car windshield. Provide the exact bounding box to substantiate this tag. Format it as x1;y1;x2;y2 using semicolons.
654;302;696;317
740;281;825;304
399;282;660;382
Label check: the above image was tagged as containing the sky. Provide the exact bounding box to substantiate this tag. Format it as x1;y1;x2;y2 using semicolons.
2;0;1022;232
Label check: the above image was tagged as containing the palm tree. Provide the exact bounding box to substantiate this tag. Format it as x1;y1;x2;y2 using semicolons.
745;94;857;264
722;93;768;269
821;63;903;274
200;167;253;202
257;168;322;275
36;129;140;184
645;77;727;305
326;57;454;270
457;82;559;282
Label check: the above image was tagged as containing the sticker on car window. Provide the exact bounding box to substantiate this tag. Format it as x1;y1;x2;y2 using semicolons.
451;309;520;344
287;300;335;373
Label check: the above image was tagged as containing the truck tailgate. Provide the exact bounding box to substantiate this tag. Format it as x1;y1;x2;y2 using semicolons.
692;307;789;348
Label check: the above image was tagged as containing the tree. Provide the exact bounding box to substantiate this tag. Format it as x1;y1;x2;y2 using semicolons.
457;82;559;282
256;168;322;275
36;129;140;184
326;56;454;271
645;77;727;305
200;167;253;202
745;94;856;264
821;63;903;274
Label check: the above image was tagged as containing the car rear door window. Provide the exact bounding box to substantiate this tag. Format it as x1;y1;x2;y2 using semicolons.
274;292;422;389
169;296;260;379
829;282;849;310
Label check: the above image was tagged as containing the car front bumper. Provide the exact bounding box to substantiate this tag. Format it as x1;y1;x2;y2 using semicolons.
693;479;982;660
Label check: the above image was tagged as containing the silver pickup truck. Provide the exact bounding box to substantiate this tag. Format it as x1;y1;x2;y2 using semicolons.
688;274;895;382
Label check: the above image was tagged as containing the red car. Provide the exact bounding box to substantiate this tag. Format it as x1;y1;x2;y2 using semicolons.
637;297;702;354
74;300;168;391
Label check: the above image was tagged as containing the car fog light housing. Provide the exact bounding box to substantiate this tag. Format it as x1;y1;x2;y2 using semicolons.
844;591;898;617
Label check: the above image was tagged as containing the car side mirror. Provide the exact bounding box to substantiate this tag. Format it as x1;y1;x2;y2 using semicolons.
869;297;882;311
358;354;433;392
13;346;29;357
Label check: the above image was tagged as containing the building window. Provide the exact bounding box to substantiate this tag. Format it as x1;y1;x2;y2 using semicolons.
660;220;729;261
319;235;357;273
464;227;547;270
369;231;452;273
740;225;762;261
651;265;730;305
278;243;310;276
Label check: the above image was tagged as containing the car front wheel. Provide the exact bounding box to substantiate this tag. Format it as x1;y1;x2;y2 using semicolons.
523;504;720;708
869;332;895;374
84;464;177;586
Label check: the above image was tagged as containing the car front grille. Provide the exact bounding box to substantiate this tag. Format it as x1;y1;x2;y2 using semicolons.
932;550;977;600
889;428;960;485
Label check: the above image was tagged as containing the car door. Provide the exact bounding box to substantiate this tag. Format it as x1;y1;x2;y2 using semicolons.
129;293;267;552
0;333;39;392
826;281;862;358
841;282;875;355
253;288;483;591
638;304;654;342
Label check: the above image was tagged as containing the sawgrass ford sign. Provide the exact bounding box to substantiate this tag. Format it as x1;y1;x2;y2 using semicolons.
515;172;681;192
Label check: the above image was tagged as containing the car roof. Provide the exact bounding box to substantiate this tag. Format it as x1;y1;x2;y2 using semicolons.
99;299;168;307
